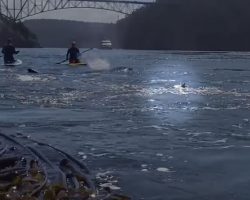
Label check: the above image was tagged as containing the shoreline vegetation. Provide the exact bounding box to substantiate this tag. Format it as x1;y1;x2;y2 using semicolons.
116;0;250;51
0;15;40;47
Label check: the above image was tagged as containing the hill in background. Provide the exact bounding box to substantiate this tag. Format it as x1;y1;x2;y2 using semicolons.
24;19;119;48
116;0;250;51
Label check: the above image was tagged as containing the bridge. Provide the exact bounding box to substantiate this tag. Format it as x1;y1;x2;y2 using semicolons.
0;0;156;21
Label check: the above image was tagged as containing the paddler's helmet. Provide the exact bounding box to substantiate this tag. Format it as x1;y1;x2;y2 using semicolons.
72;41;76;46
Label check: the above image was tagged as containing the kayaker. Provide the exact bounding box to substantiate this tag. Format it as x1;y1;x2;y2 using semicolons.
1;38;19;64
66;41;80;63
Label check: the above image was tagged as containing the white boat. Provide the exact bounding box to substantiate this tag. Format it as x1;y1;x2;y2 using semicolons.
100;40;112;49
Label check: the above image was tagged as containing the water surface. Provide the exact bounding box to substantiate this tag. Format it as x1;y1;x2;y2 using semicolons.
1;49;250;200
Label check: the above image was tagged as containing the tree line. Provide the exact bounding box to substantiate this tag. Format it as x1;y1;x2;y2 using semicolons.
0;15;39;47
116;0;250;51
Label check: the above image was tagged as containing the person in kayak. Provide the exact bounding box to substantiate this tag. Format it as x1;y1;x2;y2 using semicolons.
1;39;19;64
66;41;80;63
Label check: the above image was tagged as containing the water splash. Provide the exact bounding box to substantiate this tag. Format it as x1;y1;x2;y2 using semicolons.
85;58;110;71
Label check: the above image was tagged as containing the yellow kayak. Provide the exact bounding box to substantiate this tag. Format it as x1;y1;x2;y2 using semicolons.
61;61;87;66
69;62;87;67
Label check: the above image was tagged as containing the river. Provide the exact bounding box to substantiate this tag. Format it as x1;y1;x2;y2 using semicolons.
0;49;250;200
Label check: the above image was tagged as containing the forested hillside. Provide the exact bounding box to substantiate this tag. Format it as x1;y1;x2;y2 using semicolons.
0;16;39;47
24;19;118;48
116;0;250;50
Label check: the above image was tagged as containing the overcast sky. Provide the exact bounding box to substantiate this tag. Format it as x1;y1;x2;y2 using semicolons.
4;0;155;23
22;0;155;23
26;8;124;23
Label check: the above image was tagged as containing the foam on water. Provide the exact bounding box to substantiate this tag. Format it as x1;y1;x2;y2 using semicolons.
150;79;173;84
0;68;13;72
187;132;213;137
211;138;227;143
157;167;171;172
141;164;148;168
16;74;55;82
85;57;111;71
95;170;120;190
99;183;121;190
17;75;41;81
78;152;85;156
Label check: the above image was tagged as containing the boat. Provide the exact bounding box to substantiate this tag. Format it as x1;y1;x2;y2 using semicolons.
100;40;112;49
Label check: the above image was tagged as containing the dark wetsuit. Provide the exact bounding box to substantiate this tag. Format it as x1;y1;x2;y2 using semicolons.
2;45;18;64
66;47;80;63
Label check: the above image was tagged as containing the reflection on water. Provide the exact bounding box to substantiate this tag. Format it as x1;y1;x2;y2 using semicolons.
0;49;250;200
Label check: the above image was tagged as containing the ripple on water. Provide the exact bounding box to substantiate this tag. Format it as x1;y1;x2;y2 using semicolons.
156;167;171;173
16;74;56;82
1;49;250;200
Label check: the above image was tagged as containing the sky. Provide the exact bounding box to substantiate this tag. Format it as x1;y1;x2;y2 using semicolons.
3;0;156;23
22;0;155;23
26;8;124;23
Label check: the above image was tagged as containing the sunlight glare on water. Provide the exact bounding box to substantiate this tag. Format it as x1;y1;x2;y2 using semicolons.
0;49;250;200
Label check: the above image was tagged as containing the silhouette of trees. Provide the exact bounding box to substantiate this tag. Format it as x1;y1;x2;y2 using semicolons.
117;0;250;50
0;15;39;47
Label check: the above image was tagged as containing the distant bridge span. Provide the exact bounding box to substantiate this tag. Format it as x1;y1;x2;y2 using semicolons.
0;0;156;21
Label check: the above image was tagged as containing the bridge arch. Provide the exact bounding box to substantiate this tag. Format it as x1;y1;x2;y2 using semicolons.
0;0;155;21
